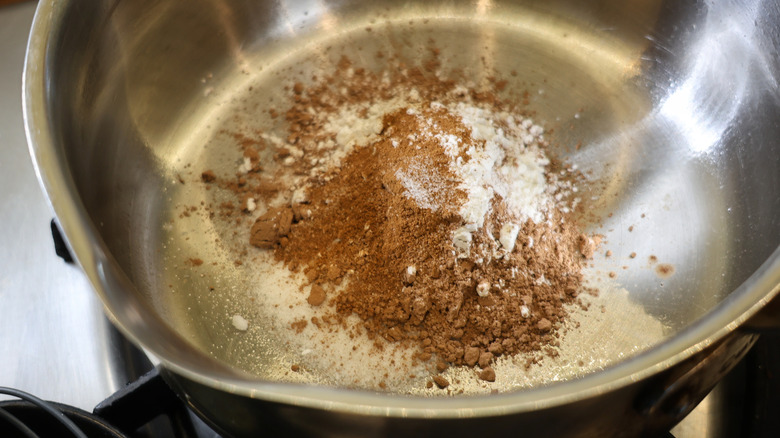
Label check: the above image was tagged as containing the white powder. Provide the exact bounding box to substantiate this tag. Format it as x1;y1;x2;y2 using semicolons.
291;188;307;204
394;163;450;212
236;252;430;390
436;132;461;157
250;94;554;248
327;107;384;149
232;314;249;331
238;157;253;174
318;98;555;255
476;280;491;297
248;95;411;185
386;100;556;254
499;223;520;252
451;102;551;227
324;96;408;151
452;226;473;256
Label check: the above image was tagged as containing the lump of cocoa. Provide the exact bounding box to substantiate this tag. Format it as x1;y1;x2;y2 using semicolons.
201;170;217;182
577;234;595;259
464;347;480;367
479;367;496;382
488;342;504;355
478;351;493;368
307;284;326;307
433;375;450;389
250;207;294;249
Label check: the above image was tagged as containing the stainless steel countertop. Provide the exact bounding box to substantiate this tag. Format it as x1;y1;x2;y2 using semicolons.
0;1;733;436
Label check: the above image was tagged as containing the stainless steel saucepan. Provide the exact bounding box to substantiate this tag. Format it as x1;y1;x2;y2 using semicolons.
24;0;780;436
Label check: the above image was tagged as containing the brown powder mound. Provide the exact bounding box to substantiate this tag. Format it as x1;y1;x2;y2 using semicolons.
193;52;599;386
252;104;590;372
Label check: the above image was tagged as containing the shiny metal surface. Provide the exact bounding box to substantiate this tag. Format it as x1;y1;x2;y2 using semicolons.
22;0;780;436
0;0;129;410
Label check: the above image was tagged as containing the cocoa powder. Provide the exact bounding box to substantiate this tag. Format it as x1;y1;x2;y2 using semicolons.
205;55;596;387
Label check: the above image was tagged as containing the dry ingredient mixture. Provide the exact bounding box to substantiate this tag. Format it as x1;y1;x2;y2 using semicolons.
199;56;602;391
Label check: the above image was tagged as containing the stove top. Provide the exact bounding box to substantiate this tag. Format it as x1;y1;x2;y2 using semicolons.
0;2;775;437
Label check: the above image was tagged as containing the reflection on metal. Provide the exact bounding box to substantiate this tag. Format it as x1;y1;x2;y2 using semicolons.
476;0;492;16
659;1;778;154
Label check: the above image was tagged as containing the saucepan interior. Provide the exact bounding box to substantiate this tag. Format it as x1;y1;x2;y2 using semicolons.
26;0;780;411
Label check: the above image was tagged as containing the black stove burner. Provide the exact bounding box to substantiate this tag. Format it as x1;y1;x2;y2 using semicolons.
0;388;124;438
0;370;209;438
